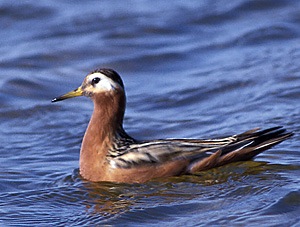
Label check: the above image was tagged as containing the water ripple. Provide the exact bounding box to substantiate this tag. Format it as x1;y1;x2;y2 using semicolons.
0;0;299;226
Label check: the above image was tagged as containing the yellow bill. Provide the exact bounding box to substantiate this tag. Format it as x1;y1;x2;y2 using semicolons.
52;87;83;102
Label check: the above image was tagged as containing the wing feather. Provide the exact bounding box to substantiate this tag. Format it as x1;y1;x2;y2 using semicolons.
109;127;293;169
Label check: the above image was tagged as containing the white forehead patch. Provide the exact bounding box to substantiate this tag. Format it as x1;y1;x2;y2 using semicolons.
87;72;120;91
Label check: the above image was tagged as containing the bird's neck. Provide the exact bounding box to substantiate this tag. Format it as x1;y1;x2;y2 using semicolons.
79;91;126;181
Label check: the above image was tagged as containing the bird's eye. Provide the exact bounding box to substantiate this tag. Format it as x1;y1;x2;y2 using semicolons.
91;77;101;85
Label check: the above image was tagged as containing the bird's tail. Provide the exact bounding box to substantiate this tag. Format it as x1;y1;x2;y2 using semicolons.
188;127;293;173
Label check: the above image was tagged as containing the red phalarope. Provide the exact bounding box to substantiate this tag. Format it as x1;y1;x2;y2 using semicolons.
52;68;293;183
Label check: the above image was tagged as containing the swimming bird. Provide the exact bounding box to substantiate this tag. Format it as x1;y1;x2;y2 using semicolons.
52;68;293;183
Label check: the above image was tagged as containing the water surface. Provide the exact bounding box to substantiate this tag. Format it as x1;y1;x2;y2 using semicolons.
0;1;299;226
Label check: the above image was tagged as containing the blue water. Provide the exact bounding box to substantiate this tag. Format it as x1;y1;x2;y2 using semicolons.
0;1;299;226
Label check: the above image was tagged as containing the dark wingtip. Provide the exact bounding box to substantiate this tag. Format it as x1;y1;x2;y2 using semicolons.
282;131;294;139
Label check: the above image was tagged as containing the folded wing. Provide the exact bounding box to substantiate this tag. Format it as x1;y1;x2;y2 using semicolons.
110;127;293;173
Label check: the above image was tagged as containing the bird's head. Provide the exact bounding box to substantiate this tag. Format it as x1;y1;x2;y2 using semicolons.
52;68;124;102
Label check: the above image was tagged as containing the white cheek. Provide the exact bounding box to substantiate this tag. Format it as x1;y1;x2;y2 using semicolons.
96;79;116;91
87;72;119;91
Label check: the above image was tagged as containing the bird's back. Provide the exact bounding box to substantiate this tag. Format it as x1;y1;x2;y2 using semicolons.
109;127;293;176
